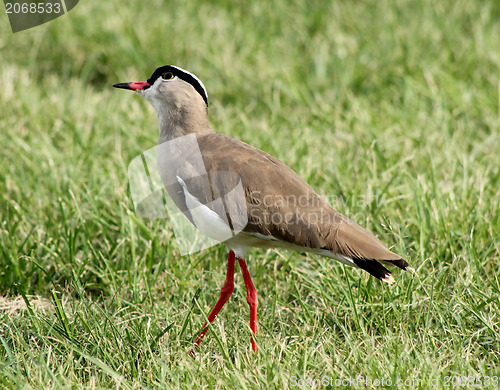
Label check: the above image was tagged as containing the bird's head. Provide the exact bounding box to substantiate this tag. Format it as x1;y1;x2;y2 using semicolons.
113;65;210;136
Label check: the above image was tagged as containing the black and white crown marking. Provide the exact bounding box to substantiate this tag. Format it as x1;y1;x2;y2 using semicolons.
147;65;208;106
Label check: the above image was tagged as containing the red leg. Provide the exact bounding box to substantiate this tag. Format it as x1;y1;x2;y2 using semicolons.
191;251;236;354
238;257;258;353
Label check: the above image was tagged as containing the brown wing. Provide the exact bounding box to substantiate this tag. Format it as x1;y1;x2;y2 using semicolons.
160;131;407;280
195;133;407;276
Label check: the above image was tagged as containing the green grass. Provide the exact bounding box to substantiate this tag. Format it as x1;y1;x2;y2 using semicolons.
1;0;499;388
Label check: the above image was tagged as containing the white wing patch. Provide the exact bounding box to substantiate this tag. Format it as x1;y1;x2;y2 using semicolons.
176;175;233;242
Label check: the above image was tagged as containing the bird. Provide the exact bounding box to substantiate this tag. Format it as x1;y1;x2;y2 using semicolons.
113;65;408;354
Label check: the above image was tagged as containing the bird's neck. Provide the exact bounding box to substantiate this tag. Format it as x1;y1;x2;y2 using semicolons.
157;104;213;143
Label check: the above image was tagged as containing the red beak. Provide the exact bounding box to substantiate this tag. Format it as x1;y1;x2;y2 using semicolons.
113;81;151;91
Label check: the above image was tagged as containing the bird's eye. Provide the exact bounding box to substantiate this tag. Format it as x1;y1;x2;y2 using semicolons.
162;72;174;80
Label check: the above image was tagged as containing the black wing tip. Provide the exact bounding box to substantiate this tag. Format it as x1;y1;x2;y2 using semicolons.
352;258;393;283
352;257;409;284
386;258;409;270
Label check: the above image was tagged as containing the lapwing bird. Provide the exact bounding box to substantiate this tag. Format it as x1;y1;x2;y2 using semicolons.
113;65;408;354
